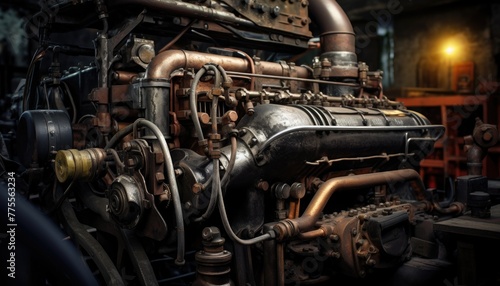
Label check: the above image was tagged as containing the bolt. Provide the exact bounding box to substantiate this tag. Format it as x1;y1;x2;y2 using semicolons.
483;131;493;142
192;183;203;194
257;4;268;13
351;228;358;236
202;227;220;240
271;6;280;17
256;154;265;162
155;172;165;183
382;209;393;215
358;214;367;222
326;250;340;258
367;259;376;266
256;180;269;191
329;234;339;241
174;168;183;176
250;137;258;146
122;141;132;150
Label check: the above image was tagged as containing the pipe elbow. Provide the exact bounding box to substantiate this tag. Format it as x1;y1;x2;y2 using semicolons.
309;0;354;36
145;50;187;79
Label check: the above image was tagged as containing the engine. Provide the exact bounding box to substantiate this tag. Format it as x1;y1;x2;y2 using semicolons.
2;1;498;286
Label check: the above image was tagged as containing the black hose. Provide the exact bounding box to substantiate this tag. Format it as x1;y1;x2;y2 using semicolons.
0;181;99;286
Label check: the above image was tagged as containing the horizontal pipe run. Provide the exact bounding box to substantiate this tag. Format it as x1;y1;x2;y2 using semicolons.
146;50;310;80
273;169;425;240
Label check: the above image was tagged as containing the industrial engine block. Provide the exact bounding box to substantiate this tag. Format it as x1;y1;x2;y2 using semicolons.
1;1;499;286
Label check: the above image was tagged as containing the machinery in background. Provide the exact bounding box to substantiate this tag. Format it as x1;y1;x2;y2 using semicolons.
1;0;499;285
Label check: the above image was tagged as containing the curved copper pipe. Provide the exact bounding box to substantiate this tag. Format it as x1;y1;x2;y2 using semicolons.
274;169;425;240
298;228;325;240
414;200;464;215
222;48;255;90
309;0;355;54
146;50;309;80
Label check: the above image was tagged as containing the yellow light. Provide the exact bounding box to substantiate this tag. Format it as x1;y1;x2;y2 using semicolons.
444;46;455;55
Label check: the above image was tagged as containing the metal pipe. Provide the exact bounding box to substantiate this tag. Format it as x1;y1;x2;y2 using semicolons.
309;0;355;54
263;224;277;286
276;242;285;286
273;169;425;240
413;200;464;216
258;125;445;154
104;119;186;265
133;119;185;265
110;0;254;27
297;228;326;240
145;50;309;80
466;144;484;176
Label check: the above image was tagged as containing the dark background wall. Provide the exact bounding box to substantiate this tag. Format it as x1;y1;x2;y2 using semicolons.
338;0;500;97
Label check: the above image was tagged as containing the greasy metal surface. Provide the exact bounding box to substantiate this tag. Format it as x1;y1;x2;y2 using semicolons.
221;0;312;37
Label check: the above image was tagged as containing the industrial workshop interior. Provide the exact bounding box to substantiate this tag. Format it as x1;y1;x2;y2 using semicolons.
1;0;499;285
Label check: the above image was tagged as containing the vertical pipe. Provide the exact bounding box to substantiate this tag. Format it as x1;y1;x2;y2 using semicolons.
277;242;285;286
263;223;277;286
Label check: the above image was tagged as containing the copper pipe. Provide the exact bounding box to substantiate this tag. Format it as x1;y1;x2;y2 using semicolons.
276;242;285;286
273;169;425;240
414;200;464;216
222;48;255;90
263;234;277;286
113;71;138;84
309;0;355;54
145;50;309;80
288;200;298;219
295;199;300;218
297;228;326;240
432;201;465;215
